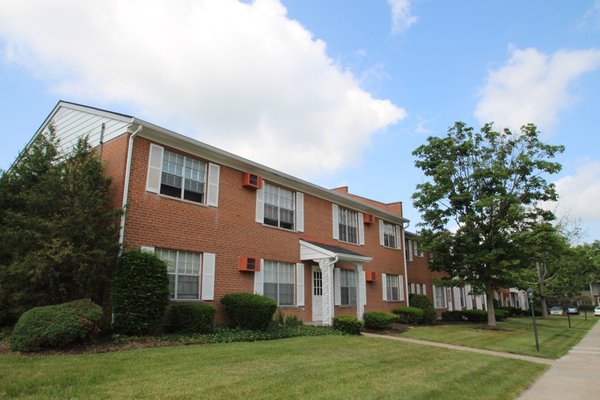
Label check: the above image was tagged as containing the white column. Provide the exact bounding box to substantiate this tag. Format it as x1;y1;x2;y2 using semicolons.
356;263;365;320
317;258;336;326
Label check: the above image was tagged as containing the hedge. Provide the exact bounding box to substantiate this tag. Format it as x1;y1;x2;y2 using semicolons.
441;309;509;322
220;292;277;330
408;294;437;324
9;299;102;352
332;316;363;335
392;306;424;324
112;250;170;335
163;302;216;334
363;311;397;330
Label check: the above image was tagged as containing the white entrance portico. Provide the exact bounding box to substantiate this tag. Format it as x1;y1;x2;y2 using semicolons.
300;240;372;326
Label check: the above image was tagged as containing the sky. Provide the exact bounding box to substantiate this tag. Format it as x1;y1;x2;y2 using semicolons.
0;0;599;242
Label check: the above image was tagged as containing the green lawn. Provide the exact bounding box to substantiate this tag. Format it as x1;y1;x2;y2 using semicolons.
399;316;597;359
0;335;545;400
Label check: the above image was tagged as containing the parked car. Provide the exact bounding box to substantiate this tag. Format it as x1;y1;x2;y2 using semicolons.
567;306;579;315
550;306;564;315
594;306;600;316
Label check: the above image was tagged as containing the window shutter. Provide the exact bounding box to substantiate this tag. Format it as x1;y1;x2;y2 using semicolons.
408;240;413;260
140;246;155;253
433;285;438;307
453;287;461;310
422;284;427;296
295;192;304;232
382;273;388;301
379;220;385;246
201;253;216;300
146;144;164;193
358;212;365;245
395;225;402;249
399;275;405;301
332;204;339;240
410;283;415;294
334;268;341;306
360;270;367;306
296;263;304;306
254;259;264;295
206;163;220;207
255;187;264;223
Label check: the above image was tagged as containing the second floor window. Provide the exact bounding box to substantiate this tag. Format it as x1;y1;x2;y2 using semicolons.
161;149;206;203
382;222;398;248
338;207;358;244
264;183;294;230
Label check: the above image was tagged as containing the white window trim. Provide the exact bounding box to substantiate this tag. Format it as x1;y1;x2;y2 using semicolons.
256;183;304;232
154;247;215;301
333;205;363;245
384;273;404;302
379;220;401;250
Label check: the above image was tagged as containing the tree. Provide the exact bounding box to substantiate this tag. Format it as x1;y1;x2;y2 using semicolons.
412;122;564;327
0;130;120;326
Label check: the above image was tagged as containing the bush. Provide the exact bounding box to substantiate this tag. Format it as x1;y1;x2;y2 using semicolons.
332;316;363;335
220;292;277;331
112;250;170;335
408;294;437;324
9;299;102;352
392;306;425;324
441;310;464;322
494;309;509;321
163;302;216;334
363;311;397;330
462;310;487;322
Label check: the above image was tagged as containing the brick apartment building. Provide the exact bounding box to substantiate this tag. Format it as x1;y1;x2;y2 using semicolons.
28;101;525;325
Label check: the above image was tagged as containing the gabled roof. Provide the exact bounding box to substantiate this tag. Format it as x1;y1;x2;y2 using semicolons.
28;100;410;225
300;240;372;263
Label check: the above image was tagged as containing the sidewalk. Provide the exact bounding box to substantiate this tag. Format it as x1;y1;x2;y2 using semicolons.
517;317;600;400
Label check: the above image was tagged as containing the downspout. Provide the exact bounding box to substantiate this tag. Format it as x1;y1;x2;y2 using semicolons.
118;124;143;252
402;221;410;307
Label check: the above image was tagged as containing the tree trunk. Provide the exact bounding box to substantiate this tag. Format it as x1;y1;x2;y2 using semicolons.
486;289;497;327
537;262;548;319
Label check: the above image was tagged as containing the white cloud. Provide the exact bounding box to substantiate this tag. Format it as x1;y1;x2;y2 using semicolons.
545;160;600;223
0;0;405;178
475;47;600;134
578;0;600;30
387;0;418;35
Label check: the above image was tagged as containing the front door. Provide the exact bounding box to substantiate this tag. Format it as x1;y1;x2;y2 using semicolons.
312;266;323;322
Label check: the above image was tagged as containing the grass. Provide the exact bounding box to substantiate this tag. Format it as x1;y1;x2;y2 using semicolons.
0;335;545;400
399;315;597;359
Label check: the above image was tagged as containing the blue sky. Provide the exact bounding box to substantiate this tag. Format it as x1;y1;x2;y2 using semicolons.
1;0;599;242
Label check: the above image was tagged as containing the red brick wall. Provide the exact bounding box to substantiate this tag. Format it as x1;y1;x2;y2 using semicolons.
110;136;408;323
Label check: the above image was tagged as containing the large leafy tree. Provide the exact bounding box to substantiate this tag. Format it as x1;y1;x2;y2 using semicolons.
412;122;564;326
0;130;120;325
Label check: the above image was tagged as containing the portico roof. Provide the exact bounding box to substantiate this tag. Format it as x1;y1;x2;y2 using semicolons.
300;239;373;263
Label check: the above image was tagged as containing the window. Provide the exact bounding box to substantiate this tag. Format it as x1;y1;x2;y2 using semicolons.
263;261;295;306
405;239;413;261
414;241;423;257
379;220;401;249
385;274;404;301
338;207;358;244
157;249;202;300
264;183;295;230
339;269;357;306
434;286;446;308
161;149;206;203
382;222;398;248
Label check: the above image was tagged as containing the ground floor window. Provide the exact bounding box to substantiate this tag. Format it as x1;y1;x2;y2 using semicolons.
386;274;404;301
340;269;357;306
263;260;295;306
433;285;446;308
156;248;202;300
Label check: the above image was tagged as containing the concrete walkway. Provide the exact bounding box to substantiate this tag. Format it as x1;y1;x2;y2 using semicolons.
518;318;600;400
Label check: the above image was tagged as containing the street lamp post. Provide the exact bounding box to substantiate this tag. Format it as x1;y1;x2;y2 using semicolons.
527;288;540;353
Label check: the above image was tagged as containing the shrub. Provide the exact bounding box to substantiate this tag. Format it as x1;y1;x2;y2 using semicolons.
163;302;216;334
441;310;464;322
332;316;363;335
462;310;487;322
112;250;170;335
284;315;303;327
495;309;509;321
408;294;437;324
392;306;425;324
220;292;277;330
9;299;102;352
363;311;397;330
